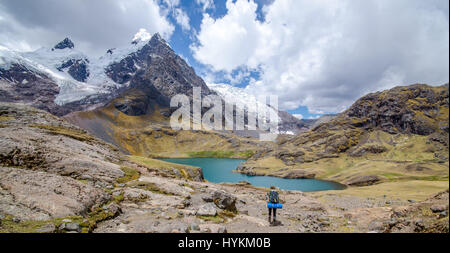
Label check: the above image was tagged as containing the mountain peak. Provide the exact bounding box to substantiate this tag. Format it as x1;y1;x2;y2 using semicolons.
130;29;169;50
152;32;162;40
53;37;74;50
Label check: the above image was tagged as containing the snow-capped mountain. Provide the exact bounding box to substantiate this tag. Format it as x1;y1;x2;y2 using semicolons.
0;34;157;107
0;30;212;116
207;83;304;134
207;83;277;119
1;31;302;133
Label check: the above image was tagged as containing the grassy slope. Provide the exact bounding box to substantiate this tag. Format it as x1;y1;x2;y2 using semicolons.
129;155;199;170
244;85;449;195
312;180;449;201
128;155;204;181
66;103;262;159
244;130;449;183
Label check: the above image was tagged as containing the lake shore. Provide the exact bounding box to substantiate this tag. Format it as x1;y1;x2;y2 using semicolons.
159;158;347;192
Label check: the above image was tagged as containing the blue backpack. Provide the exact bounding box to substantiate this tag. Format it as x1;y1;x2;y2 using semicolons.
268;190;279;203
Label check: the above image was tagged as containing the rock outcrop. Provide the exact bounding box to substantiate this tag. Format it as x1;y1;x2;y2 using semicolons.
241;84;449;179
0;103;127;225
0;65;70;116
196;203;218;216
0;103;124;182
348;144;387;157
0;166;109;220
283;169;315;179
106;33;213;100
211;190;237;212
53;38;75;50
57;58;90;82
345;175;381;186
344;84;449;135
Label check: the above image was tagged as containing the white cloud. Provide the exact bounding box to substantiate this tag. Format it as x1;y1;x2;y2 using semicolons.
0;0;175;56
159;0;191;32
192;0;262;72
174;8;191;31
292;114;303;120
162;0;180;8
192;0;449;113
196;0;215;11
132;28;152;41
225;70;251;85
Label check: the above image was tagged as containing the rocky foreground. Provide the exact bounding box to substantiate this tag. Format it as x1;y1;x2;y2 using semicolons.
0;103;448;233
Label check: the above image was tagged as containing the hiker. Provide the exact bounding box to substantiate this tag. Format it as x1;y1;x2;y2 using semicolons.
266;186;281;225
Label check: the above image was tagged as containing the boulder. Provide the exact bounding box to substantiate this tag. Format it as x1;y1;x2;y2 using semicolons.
59;222;81;233
65;223;81;232
196;203;217;217
212;190;237;211
368;220;386;232
36;223;56;233
236;166;256;176
430;204;448;213
103;203;122;217
123;188;151;201
189;223;200;231
346;175;381;186
245;170;256;176
201;194;214;203
170;224;189;233
199;224;227;233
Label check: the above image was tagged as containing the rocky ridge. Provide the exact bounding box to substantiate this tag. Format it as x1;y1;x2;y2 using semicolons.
240;84;449;183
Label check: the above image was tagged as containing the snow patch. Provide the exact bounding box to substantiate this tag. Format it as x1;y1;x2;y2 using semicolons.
207;83;281;122
0;31;154;105
133;28;151;42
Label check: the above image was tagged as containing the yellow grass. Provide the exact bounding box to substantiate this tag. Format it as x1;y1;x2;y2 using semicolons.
129;155;198;170
312;180;449;201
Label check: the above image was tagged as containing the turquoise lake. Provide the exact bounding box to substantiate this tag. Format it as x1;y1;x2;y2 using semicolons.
159;158;346;192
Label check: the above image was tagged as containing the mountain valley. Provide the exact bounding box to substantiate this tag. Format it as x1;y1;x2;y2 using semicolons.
0;33;448;233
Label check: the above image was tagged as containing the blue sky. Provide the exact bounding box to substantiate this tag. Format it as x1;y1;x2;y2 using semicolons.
1;0;448;120
163;0;325;120
166;0;256;86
